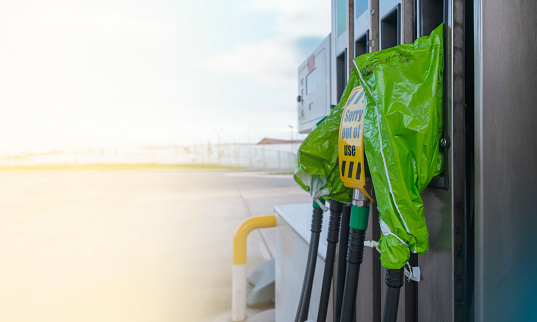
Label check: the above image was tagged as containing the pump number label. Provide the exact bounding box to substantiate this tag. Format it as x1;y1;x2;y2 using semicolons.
338;86;373;201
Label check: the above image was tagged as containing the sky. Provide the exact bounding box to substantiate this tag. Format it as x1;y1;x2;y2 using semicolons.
0;0;331;153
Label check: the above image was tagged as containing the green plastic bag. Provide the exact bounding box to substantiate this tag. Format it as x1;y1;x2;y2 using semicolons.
294;72;363;204
356;24;444;269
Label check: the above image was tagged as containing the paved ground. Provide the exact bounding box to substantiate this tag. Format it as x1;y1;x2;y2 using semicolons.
0;170;310;321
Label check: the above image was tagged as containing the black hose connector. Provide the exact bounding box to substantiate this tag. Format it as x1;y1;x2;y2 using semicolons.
382;268;405;322
311;207;323;233
346;228;366;264
295;206;324;322
327;202;343;243
385;267;405;288
316;201;343;322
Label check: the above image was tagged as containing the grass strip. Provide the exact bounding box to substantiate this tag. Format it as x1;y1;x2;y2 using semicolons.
0;163;245;171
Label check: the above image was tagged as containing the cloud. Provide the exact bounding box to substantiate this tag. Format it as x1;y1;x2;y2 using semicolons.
241;0;331;37
295;36;327;57
0;0;332;150
4;6;175;36
198;37;300;86
198;0;331;86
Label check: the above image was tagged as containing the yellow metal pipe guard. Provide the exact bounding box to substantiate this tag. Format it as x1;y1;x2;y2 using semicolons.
232;214;278;321
233;215;277;265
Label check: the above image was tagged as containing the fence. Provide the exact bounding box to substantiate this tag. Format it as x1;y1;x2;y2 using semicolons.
0;143;300;172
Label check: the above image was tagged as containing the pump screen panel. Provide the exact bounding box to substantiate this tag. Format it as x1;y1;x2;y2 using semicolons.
297;35;331;134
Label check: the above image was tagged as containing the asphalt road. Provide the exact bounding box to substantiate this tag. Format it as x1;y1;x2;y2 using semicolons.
0;170;310;321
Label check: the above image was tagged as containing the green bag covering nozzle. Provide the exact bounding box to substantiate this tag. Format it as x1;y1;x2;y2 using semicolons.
294;115;350;204
355;24;444;269
294;74;366;205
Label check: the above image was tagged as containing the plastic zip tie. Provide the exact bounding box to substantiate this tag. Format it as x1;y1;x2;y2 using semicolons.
379;219;409;247
312;188;330;212
404;262;421;282
364;240;381;253
364;238;420;282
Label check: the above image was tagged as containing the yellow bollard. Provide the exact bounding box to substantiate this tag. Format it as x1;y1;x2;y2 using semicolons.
232;215;278;321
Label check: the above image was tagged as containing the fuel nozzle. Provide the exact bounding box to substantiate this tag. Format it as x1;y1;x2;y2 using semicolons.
339;189;370;322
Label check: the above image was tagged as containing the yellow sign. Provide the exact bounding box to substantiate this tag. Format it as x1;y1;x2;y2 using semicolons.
338;86;373;201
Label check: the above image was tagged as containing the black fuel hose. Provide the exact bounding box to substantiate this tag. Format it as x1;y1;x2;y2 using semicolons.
339;227;366;321
382;268;405;322
339;205;369;322
316;201;343;322
295;202;324;322
334;204;351;321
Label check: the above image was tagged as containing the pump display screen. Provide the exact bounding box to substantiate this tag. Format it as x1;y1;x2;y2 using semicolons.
338;86;373;201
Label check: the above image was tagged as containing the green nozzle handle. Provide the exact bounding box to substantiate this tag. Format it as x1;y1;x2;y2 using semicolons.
312;197;325;209
350;205;369;231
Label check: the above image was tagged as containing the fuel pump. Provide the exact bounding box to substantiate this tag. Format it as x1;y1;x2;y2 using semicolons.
337;86;375;321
